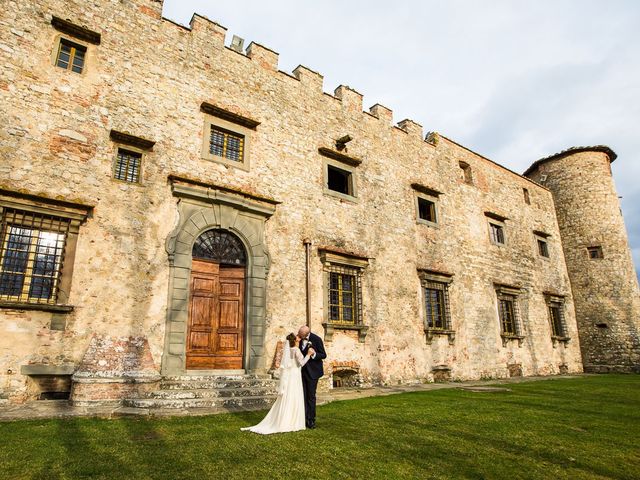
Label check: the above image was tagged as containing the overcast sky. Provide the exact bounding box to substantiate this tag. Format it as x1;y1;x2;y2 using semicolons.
163;0;640;280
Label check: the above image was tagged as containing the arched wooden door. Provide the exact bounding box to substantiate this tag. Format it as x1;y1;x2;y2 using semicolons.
186;230;246;370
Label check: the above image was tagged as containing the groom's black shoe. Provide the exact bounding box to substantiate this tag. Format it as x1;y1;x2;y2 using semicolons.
307;422;316;429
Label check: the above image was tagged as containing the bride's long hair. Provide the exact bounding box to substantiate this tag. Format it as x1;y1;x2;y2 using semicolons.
286;332;296;347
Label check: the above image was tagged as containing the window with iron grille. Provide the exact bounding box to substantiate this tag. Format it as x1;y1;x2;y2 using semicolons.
0;209;70;304
489;222;505;245
424;281;450;329
548;303;566;337
209;126;244;162
497;293;521;336
327;266;362;326
56;38;86;74
114;148;142;183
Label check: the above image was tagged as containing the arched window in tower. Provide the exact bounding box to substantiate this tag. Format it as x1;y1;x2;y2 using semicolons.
192;229;246;266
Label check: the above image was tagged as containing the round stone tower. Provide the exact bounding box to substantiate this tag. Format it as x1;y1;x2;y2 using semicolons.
525;146;640;372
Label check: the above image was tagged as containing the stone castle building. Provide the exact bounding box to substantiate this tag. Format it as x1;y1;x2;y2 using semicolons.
1;0;638;407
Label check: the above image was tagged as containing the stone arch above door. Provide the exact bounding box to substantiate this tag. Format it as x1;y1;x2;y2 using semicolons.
161;176;279;375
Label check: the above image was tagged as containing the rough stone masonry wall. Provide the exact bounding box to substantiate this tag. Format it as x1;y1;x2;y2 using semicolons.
0;0;583;402
527;152;640;372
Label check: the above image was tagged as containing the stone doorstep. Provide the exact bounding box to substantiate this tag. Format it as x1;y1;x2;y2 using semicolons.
159;379;277;390
148;387;278;400
123;395;276;410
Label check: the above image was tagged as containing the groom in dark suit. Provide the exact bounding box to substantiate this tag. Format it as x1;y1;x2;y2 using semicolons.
298;326;326;429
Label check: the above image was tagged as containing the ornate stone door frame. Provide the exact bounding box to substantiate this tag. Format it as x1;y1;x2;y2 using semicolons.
162;176;278;375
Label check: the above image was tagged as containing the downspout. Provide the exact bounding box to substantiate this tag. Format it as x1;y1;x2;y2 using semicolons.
304;238;312;327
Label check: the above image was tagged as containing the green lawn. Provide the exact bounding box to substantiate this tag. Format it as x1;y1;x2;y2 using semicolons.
1;375;639;480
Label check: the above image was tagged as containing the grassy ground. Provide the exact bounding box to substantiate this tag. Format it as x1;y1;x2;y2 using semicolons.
0;375;638;480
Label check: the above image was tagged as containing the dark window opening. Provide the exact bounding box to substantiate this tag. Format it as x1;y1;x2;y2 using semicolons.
523;188;530;204
418;197;437;223
588;246;604;259
327;165;353;196
549;304;565;336
499;297;517;335
596;323;608;329
490;223;505;245
538;239;549;257
56;38;86;74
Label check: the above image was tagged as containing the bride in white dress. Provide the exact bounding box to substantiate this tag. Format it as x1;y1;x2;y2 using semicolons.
241;333;314;434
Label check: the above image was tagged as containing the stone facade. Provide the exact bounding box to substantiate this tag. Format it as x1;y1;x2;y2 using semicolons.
0;0;636;405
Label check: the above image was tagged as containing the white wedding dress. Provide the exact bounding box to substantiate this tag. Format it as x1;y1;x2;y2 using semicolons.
241;343;310;434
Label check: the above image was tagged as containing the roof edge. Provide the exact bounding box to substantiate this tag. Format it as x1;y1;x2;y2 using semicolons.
524;146;617;177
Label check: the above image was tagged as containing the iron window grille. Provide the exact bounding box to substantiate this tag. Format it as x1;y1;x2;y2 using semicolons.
209;125;244;162
587;246;604;259
423;280;451;330
497;293;522;336
114;148;142;183
56;38;86;74
0;208;70;305
490;223;505;245
548;303;566;337
327;265;362;326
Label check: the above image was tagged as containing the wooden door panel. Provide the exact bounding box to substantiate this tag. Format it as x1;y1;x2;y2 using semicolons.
186;261;245;370
218;300;240;328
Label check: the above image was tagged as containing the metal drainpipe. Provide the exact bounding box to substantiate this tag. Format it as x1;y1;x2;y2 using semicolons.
303;238;312;327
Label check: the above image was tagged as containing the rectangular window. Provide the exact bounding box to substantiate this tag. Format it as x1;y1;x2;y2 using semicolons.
328;270;359;325
417;197;437;223
587;246;603;259
523;188;530;204
549;304;565;337
114;148;142;183
424;282;450;329
537;239;549;257
498;296;517;335
327;164;354;196
459;161;473;184
489;223;505;245
0;209;69;304
56;39;86;74
209;126;244;162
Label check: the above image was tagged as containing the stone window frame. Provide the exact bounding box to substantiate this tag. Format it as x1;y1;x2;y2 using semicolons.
0;189;91;314
412;184;442;228
49;17;100;77
587;246;604;260
545;293;570;347
523;187;531;205
200;105;257;172
323;158;358;202
486;212;508;246
495;284;525;347
418;269;455;345
109;130;155;186
320;249;368;343
534;230;551;259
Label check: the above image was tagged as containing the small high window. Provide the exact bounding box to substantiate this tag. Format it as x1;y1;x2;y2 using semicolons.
114;148;142;183
459;161;473;184
537;239;549;257
523;188;531;205
327;164;354;196
489;222;505;245
587;246;604;259
56;38;86;74
417;197;437;223
209;126;244;162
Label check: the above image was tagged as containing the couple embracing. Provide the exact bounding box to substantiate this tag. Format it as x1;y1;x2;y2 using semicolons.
242;326;326;434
